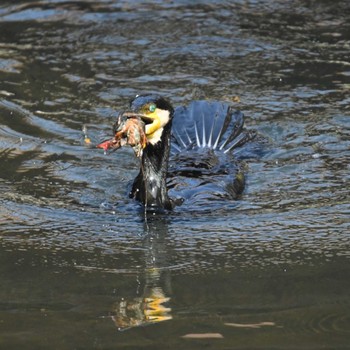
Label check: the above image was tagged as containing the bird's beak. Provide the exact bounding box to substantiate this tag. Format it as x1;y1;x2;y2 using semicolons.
122;111;161;136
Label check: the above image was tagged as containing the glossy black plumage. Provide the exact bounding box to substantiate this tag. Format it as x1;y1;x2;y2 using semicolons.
129;95;174;209
130;119;173;210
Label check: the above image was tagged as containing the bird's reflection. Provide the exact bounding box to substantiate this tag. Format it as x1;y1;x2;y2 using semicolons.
111;215;173;330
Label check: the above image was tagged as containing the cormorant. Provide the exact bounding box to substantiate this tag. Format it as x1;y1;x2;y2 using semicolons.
98;94;258;210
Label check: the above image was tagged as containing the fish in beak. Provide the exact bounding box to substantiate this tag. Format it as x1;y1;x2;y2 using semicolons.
96;106;166;157
97;113;148;158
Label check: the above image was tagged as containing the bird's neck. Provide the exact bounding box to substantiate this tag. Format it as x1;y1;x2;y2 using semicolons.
130;123;172;210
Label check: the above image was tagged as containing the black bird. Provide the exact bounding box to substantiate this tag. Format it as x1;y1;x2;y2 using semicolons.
98;94;258;210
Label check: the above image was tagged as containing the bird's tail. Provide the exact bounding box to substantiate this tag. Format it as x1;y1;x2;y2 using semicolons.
171;101;256;155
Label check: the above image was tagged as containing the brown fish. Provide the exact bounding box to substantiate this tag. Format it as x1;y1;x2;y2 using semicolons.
97;115;147;158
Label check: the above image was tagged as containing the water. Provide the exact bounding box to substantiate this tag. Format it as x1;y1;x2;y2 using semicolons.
0;1;349;349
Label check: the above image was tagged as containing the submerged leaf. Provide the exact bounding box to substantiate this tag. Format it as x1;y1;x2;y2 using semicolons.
225;322;276;329
181;333;224;339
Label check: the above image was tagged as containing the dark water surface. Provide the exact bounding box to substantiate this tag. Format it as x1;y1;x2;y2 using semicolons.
1;1;350;349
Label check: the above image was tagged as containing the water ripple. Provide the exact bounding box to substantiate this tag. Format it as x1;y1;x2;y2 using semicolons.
0;1;349;347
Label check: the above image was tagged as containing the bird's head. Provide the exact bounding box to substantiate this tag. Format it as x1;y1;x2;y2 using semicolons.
97;94;174;155
128;94;174;145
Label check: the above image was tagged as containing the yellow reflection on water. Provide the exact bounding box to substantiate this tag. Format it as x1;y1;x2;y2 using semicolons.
112;285;172;330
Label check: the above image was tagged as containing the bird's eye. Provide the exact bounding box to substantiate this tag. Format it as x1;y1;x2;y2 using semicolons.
149;104;156;113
